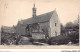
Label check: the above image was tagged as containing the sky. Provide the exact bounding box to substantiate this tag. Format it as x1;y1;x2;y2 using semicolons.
0;0;79;27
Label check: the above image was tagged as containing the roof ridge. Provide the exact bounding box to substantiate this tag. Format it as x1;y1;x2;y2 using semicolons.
18;10;57;25
36;10;54;17
20;10;54;22
21;17;32;22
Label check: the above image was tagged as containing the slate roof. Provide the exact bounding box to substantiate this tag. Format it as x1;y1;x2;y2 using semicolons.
19;10;56;25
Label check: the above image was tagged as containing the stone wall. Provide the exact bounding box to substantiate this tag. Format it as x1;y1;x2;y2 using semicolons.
16;21;50;37
32;32;45;39
49;10;61;37
39;21;49;34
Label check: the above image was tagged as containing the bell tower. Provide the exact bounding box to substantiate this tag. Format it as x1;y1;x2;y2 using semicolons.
32;3;36;18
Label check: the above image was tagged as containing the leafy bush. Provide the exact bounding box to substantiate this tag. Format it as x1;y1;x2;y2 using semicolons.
48;35;70;45
68;31;79;44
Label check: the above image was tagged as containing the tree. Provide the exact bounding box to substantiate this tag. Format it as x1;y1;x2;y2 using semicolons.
61;24;65;30
61;24;65;35
68;31;79;43
65;22;74;29
73;16;79;30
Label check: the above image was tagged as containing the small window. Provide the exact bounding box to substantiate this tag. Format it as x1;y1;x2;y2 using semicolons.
55;23;56;26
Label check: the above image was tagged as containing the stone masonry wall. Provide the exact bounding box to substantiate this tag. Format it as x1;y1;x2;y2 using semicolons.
49;10;61;37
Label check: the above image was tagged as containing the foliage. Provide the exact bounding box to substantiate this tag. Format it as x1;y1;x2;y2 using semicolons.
1;32;19;45
65;22;74;29
67;31;79;43
61;24;66;35
48;35;70;45
63;17;79;44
